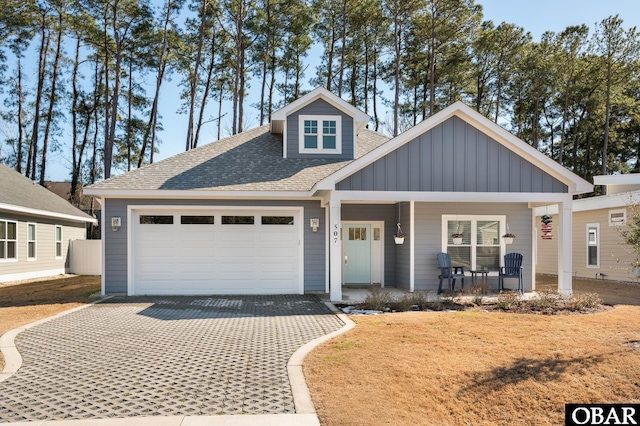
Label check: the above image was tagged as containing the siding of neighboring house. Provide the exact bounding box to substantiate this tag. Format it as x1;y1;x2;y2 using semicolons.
286;98;355;160
103;198;326;293
0;212;86;282
336;116;568;193
537;211;638;282
413;202;533;292
342;203;397;285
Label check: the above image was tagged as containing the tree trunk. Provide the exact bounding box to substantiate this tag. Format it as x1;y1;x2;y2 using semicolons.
27;15;50;180
186;0;208;150
40;11;63;186
16;56;24;173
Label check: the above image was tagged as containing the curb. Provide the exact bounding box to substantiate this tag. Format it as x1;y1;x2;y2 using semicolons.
0;296;113;383
286;301;355;415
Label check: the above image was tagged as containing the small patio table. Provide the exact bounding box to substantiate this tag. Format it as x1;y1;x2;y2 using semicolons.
470;270;489;294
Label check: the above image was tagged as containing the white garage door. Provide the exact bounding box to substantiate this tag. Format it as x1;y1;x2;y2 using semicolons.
131;208;302;295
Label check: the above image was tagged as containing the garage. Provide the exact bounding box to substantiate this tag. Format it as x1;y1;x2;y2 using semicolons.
130;208;303;295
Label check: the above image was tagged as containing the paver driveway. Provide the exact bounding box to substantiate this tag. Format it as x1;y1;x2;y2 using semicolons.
0;295;344;423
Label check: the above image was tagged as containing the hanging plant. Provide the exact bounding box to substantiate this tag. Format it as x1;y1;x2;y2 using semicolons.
451;233;464;245
394;223;405;244
502;233;516;244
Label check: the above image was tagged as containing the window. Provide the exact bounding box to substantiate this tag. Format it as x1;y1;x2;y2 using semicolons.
181;216;215;225
222;216;255;225
348;227;368;241
27;223;36;260
0;220;17;260
261;216;294;225
299;115;342;154
609;209;626;226
140;215;173;224
587;223;599;268
442;215;505;272
55;226;63;258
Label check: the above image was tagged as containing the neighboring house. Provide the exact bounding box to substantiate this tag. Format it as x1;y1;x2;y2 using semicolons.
0;165;98;282
84;88;592;300
44;181;102;239
537;174;640;283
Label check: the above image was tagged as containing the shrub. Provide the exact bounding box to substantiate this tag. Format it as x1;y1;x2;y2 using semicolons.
360;288;395;311
496;292;521;310
530;290;562;310
564;292;603;311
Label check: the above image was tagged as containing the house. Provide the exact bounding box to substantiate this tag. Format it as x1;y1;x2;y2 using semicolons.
84;88;592;300
536;174;640;283
0;165;98;283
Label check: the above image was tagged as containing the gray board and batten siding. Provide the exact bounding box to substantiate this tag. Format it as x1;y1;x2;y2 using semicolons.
286;98;355;160
336;116;568;193
103;198;326;293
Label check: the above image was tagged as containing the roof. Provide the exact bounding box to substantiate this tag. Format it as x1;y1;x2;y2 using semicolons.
314;101;593;195
270;87;370;135
84;125;390;194
0;164;97;223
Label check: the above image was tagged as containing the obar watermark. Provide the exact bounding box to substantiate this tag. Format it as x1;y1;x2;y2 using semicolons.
566;404;640;426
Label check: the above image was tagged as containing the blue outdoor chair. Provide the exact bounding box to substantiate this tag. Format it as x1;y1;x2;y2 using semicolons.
498;253;524;293
437;252;465;294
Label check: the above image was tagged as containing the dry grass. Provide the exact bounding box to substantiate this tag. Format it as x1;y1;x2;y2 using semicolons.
0;275;101;371
305;276;640;426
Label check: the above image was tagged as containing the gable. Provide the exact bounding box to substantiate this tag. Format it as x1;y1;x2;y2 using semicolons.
286;98;355;160
336;116;568;193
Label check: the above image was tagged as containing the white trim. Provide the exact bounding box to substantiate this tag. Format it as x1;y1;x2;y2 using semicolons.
325;205;330;293
127;205;305;296
298;115;342;154
409;201;415;292
0;268;66;283
313;102;592;194
0;202;96;224
609;208;627;226
0;219;18;262
271;87;370;128
335;190;573;203
100;198;106;296
54;225;63;259
586;223;600;269
441;214;506;274
26;222;36;261
341;221;385;287
594;174;640;185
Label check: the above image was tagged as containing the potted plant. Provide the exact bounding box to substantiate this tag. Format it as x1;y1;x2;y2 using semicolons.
394;232;406;244
502;232;516;244
451;233;464;245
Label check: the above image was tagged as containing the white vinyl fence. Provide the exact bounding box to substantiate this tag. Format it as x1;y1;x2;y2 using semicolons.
69;239;102;275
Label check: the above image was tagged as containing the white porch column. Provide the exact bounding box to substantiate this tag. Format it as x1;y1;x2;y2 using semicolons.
409;201;415;292
557;198;573;295
329;196;343;301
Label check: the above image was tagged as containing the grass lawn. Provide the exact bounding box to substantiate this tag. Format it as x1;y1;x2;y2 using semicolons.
0;275;101;371
304;277;640;426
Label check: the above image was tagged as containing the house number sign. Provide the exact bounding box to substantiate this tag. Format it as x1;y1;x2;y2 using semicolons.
333;223;339;245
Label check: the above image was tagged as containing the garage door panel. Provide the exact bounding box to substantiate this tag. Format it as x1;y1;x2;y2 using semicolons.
133;209;301;295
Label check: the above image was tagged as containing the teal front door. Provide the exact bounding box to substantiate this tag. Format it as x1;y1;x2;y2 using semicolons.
344;224;372;284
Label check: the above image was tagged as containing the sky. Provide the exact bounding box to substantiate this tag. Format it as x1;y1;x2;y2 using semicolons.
35;0;640;181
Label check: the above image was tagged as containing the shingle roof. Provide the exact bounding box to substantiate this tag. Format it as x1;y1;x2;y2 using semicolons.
0;164;96;222
86;125;390;192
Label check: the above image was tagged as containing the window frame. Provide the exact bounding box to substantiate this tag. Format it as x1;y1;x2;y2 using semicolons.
586;223;600;268
27;222;37;261
55;225;63;259
0;219;18;262
608;208;626;226
441;214;506;274
298;114;342;154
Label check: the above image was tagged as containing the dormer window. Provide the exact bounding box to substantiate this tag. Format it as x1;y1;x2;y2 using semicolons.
299;115;342;154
